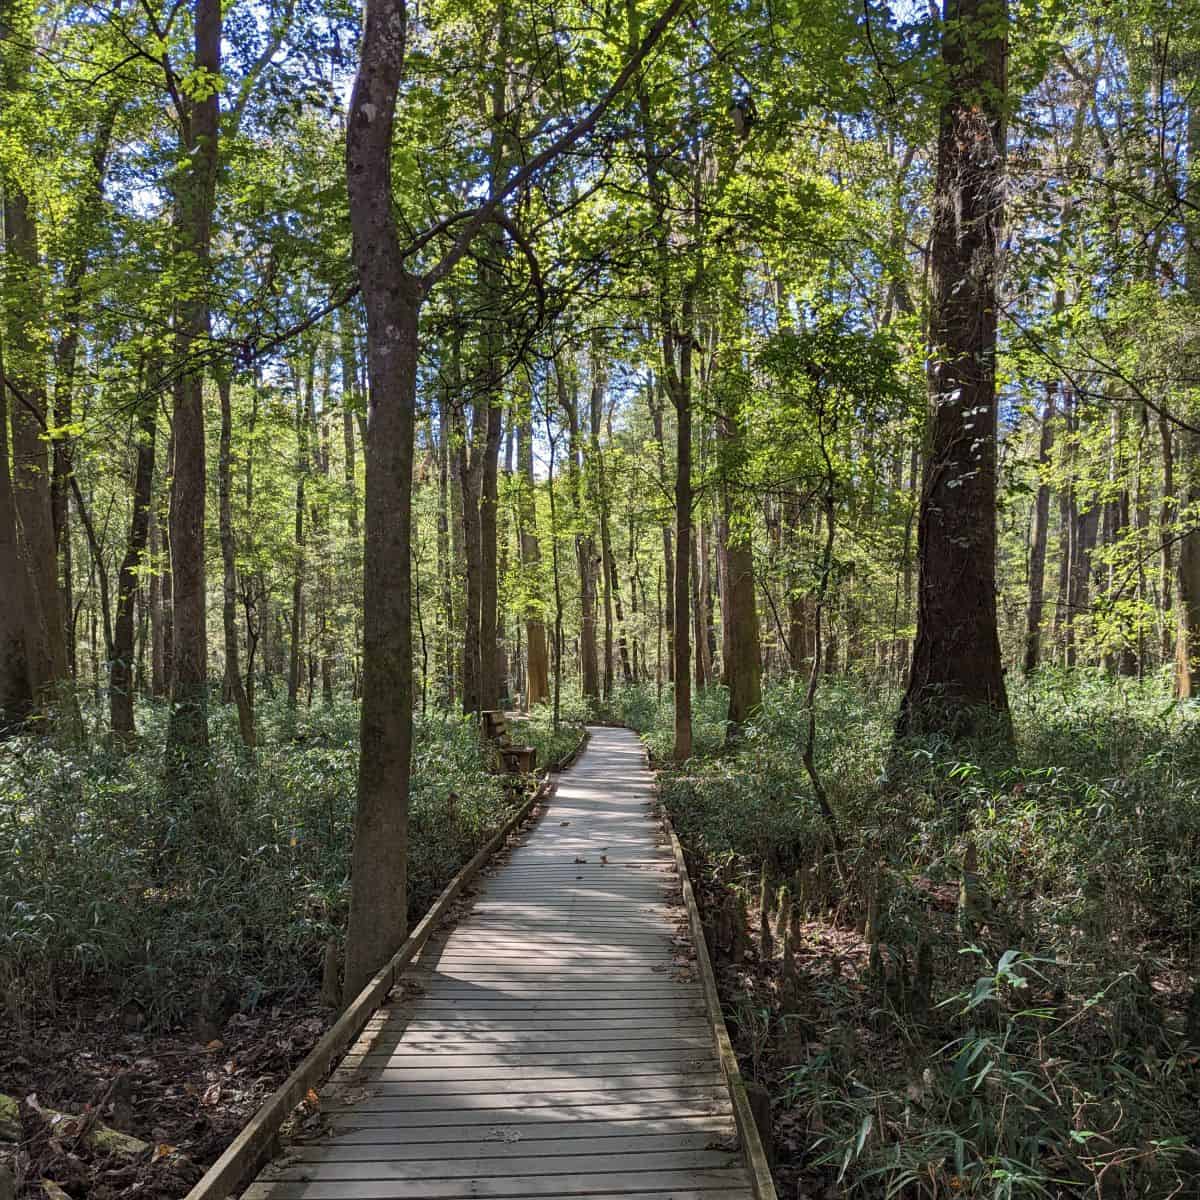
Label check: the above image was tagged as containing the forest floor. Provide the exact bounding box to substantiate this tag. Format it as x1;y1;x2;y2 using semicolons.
0;697;586;1200
633;673;1200;1199
2;987;329;1199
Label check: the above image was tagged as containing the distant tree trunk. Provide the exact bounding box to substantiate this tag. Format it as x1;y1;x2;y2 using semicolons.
649;376;675;681
589;356;616;699
149;506;165;697
455;396;484;714
559;362;599;702
343;0;420;1000
717;360;760;726
1175;100;1200;696
668;298;694;761
339;312;361;539
436;392;456;705
0;339;33;731
288;356;313;710
4;178;73;711
690;534;707;689
1023;387;1055;673
784;496;807;672
166;0;221;760
897;0;1011;740
217;372;254;745
1159;411;1175;662
110;393;157;739
518;412;549;705
478;398;503;708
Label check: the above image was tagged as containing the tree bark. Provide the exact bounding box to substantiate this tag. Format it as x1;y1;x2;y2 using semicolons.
166;0;221;759
4;183;73;710
288;357;313;708
1023;387;1055;672
218;372;255;744
1175;100;1200;696
0;338;33;731
518;410;550;705
110;392;157;739
343;0;419;1001
897;0;1011;739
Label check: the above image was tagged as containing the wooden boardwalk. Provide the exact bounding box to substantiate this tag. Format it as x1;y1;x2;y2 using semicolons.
245;726;756;1199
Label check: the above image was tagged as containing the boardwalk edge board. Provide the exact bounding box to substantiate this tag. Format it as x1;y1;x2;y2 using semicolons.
184;727;589;1200
652;747;781;1200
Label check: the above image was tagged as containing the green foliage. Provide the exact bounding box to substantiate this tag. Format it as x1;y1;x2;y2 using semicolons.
0;695;520;1027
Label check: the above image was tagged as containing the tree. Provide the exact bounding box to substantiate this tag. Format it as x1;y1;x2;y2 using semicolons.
897;0;1012;739
341;0;685;998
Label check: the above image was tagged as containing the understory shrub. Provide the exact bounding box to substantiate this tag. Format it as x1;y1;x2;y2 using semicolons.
649;670;1200;1199
0;694;575;1028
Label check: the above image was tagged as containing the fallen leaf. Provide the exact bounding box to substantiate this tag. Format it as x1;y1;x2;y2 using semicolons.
204;1040;223;1052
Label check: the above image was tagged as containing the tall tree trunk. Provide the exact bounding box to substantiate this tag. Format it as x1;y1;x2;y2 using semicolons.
340;311;361;539
166;0;221;759
111;393;157;739
478;398;503;709
649;376;675;681
897;0;1011;739
217;372;254;744
1023;386;1055;672
1175;100;1200;696
288;355;313;709
0;339;33;731
672;337;692;760
149;506;165;697
456;395;484;714
4;179;73;711
690;533;707;689
343;0;420;1000
436;391;455;705
559;361;599;702
517;411;550;705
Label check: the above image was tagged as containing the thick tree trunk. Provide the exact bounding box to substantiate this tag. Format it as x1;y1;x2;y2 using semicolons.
218;373;254;744
897;0;1011;739
166;0;221;759
110;395;157;739
343;0;419;1001
1023;387;1055;673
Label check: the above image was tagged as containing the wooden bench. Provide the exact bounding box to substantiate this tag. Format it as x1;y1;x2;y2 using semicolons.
481;709;537;775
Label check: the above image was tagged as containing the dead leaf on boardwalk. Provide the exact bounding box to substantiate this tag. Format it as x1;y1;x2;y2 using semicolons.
574;857;588;864
304;1088;320;1108
560;821;570;826
485;1126;522;1143
152;1143;177;1162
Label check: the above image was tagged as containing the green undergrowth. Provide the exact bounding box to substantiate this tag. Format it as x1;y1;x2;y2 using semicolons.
0;694;581;1029
634;671;1200;1199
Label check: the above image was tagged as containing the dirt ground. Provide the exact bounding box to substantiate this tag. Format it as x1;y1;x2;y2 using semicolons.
2;987;331;1199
